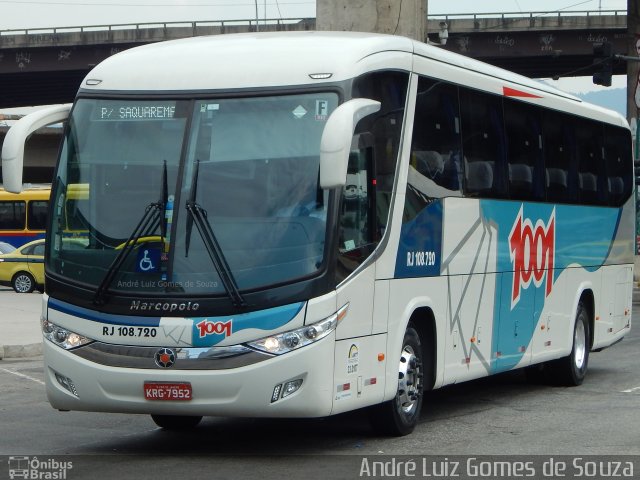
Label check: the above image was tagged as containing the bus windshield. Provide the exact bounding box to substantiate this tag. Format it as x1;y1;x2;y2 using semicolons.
48;93;339;297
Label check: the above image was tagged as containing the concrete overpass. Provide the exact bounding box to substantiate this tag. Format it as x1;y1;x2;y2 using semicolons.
0;10;628;108
0;19;315;108
0;9;631;185
426;10;628;78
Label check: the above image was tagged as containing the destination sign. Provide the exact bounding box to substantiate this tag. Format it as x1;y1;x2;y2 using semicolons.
94;103;176;121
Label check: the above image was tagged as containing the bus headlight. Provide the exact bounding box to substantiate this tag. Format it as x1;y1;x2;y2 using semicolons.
247;303;348;355
42;317;93;350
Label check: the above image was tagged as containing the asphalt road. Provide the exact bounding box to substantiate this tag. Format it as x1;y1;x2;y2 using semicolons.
0;307;638;479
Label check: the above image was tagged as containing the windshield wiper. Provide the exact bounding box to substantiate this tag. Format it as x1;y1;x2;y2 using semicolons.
93;161;168;306
185;160;246;308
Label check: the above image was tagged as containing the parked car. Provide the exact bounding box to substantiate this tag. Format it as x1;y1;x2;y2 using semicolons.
0;238;45;293
0;241;17;254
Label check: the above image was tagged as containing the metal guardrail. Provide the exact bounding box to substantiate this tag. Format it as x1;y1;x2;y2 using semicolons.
0;9;627;37
428;9;626;21
0;17;312;36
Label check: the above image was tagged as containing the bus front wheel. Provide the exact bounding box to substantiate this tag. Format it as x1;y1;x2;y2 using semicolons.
151;414;203;430
369;324;424;436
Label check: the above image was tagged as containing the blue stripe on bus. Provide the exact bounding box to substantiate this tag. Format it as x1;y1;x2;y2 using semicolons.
0;258;43;263
190;302;305;347
48;297;306;341
394;199;625;374
481;201;622;373
48;298;162;327
0;233;46;248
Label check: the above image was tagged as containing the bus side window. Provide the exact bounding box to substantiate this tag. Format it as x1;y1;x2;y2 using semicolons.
352;70;409;234
543;111;577;204
504;99;544;201
603;125;633;207
575;118;606;205
27;200;49;231
459;88;507;198
405;75;463;223
0;201;26;230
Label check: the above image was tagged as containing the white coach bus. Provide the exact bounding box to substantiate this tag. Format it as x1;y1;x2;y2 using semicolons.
1;32;633;436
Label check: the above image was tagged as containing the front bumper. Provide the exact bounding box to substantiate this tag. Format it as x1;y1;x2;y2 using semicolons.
44;332;336;417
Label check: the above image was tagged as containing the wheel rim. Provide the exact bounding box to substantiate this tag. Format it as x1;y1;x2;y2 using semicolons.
574;318;587;370
14;274;32;293
396;345;421;415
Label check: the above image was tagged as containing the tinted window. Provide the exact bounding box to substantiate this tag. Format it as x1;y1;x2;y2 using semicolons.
575;118;605;205
411;77;462;192
459;89;507;197
405;77;462;222
27;201;49;230
543;111;577;203
352;70;409;232
0;201;26;230
504;99;543;201
604;125;633;206
21;244;35;255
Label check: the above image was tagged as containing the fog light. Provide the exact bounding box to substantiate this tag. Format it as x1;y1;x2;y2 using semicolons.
54;372;78;397
282;379;303;398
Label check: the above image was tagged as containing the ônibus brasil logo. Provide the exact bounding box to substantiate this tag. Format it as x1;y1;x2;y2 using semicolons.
508;206;555;309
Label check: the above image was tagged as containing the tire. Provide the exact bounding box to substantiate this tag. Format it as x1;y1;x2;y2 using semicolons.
369;324;424;436
12;272;35;293
151;414;202;430
548;302;590;386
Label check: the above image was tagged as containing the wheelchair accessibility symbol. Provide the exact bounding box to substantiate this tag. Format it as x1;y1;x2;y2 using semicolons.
136;248;160;273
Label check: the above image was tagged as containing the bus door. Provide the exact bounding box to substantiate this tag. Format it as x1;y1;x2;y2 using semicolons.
333;134;387;413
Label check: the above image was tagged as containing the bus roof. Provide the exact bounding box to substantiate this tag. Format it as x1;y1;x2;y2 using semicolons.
79;31;627;127
81;32;414;92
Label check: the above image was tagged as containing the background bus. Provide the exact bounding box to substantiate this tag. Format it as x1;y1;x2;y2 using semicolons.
0;185;49;248
0;32;633;436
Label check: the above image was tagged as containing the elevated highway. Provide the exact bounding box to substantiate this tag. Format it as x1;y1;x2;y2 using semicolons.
0;10;628;108
0;9;632;185
426;10;628;78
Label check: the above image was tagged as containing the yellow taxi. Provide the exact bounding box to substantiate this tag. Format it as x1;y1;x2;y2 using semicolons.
0;238;45;293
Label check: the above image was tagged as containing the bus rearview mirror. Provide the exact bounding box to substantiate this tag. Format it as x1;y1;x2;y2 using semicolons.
319;98;380;189
1;104;72;193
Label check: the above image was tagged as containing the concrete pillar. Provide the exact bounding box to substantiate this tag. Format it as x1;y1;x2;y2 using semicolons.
628;0;640;259
316;0;427;42
627;0;639;127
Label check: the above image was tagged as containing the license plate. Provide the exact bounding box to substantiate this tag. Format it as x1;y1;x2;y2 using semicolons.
144;382;192;401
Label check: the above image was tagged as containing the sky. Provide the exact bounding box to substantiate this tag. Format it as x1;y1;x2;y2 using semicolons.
0;0;630;112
